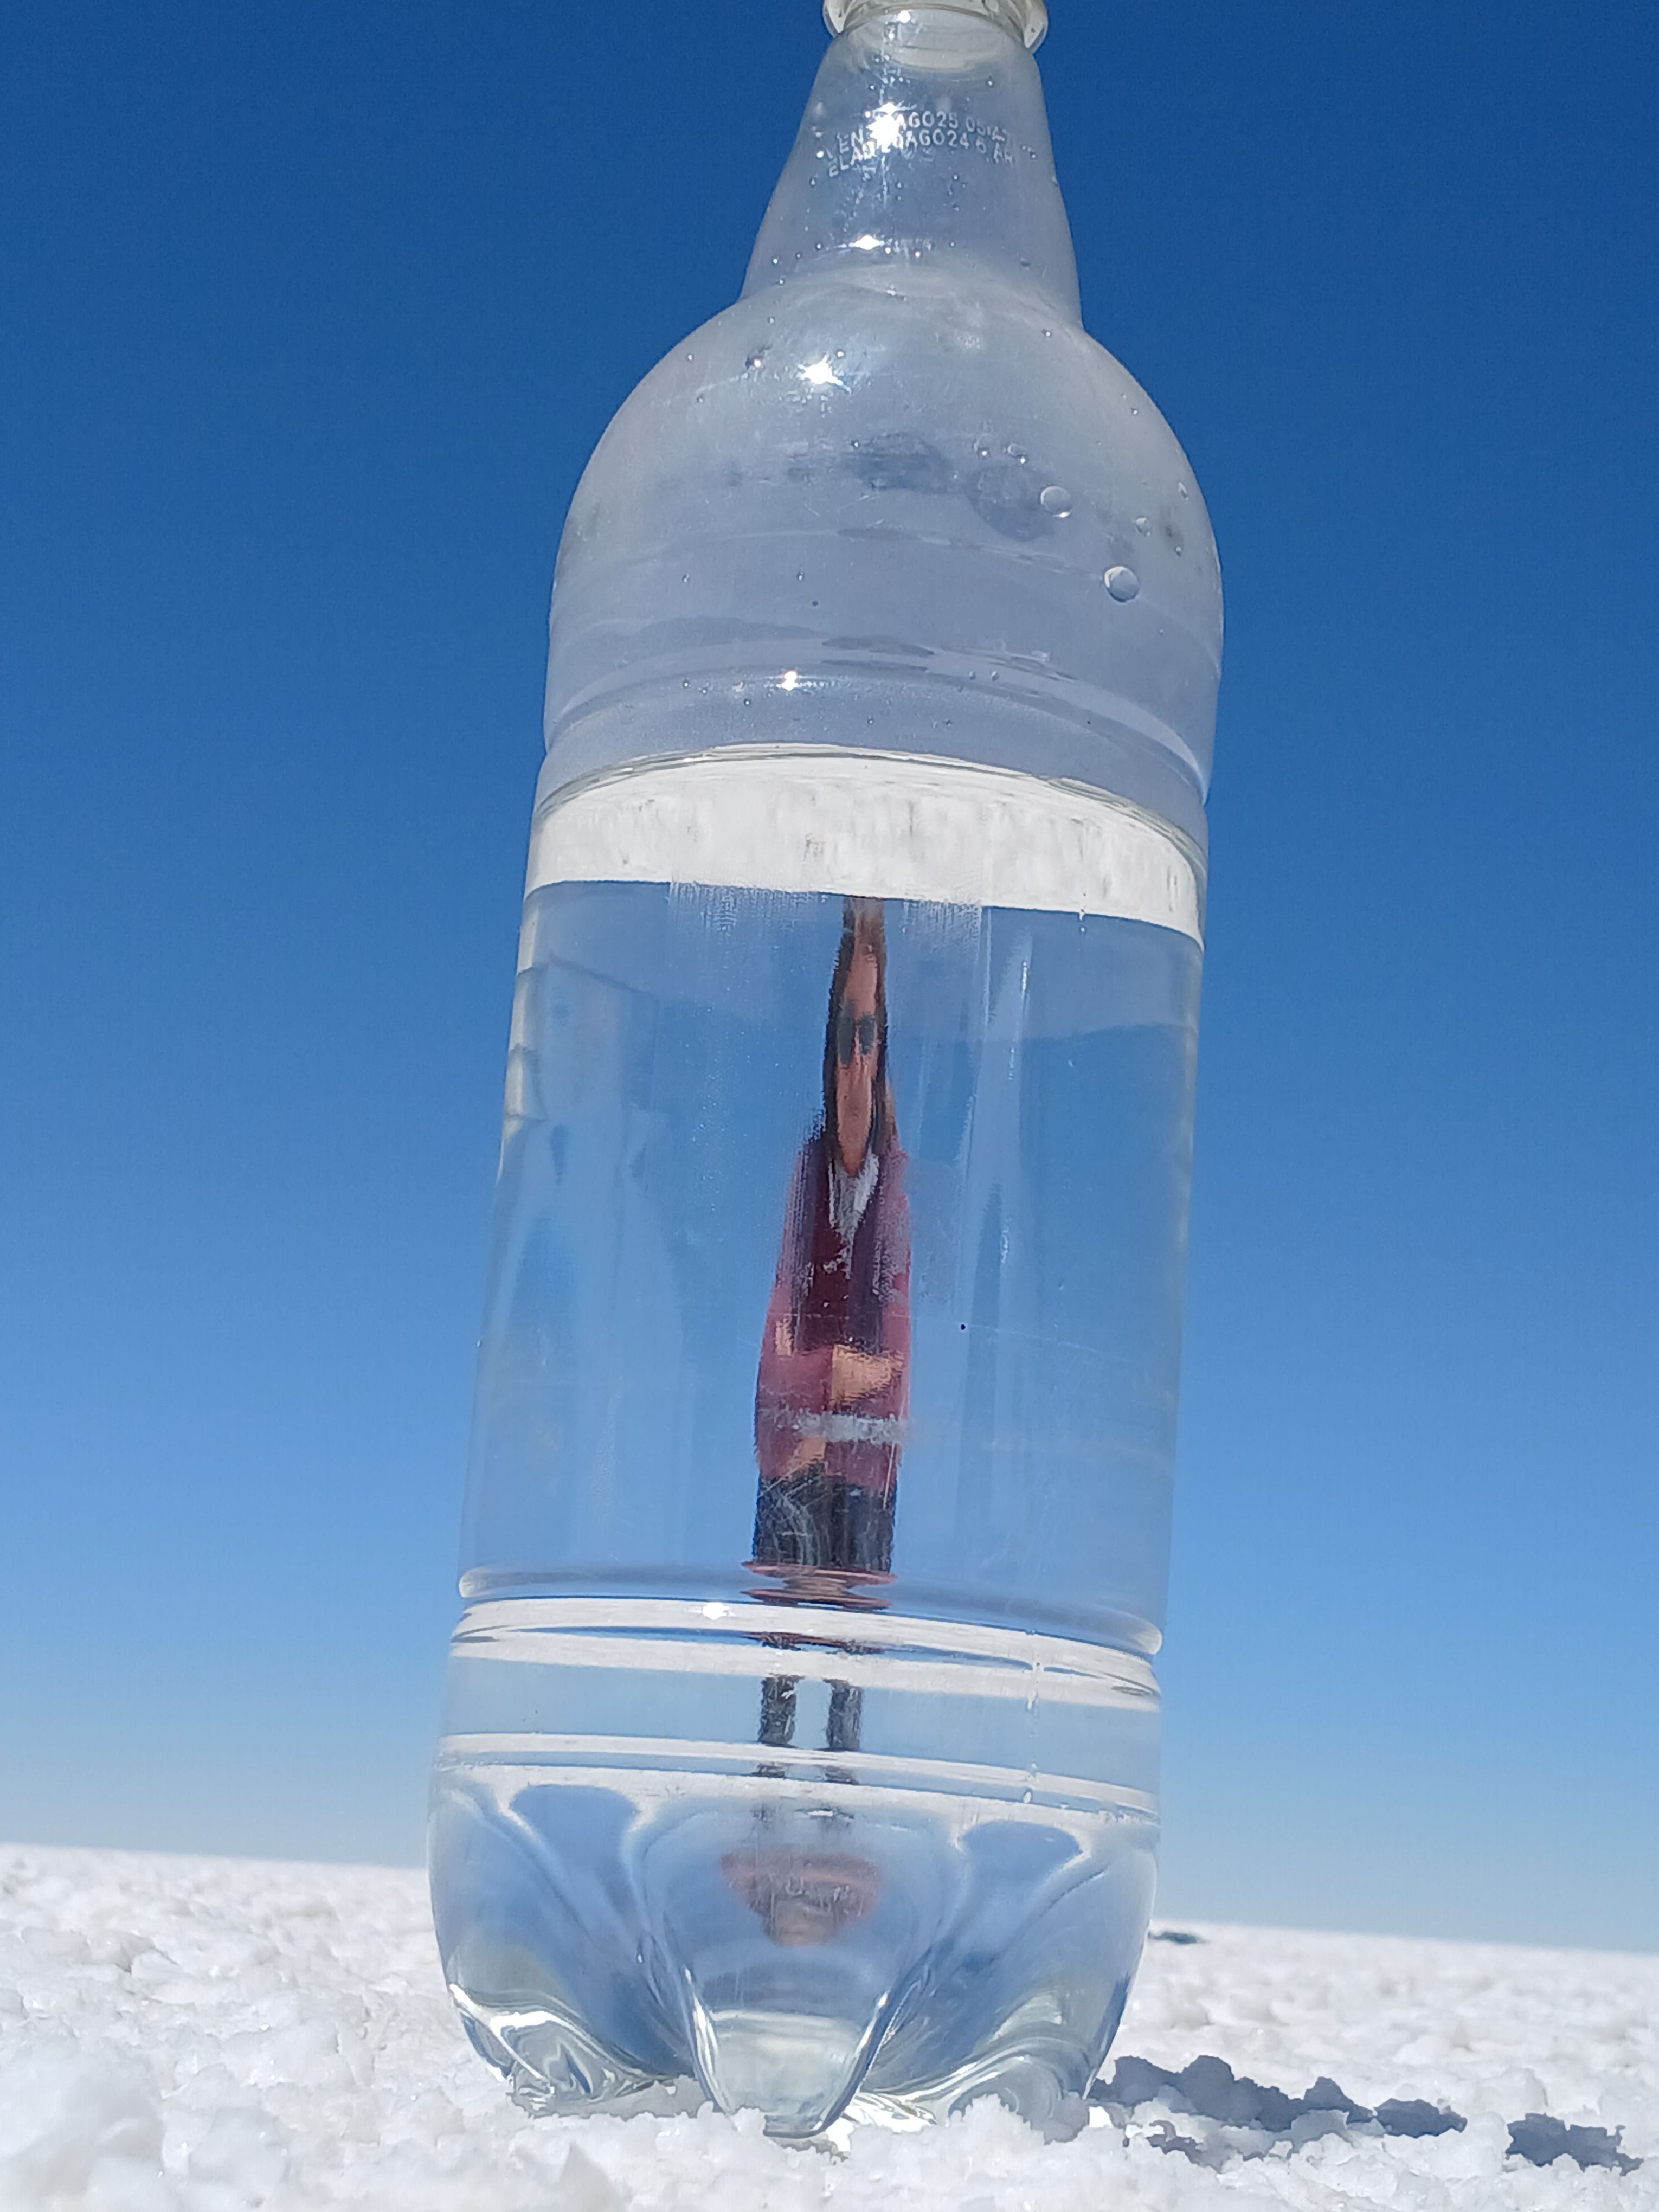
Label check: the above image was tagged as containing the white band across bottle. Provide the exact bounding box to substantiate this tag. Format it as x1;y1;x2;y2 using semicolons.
525;747;1203;943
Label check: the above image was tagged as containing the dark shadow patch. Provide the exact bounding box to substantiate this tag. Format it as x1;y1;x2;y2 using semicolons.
845;434;955;496
1508;2114;1641;2174
1375;2097;1466;2139
1094;2053;1467;2165
967;459;1054;541
1099;2053;1643;2175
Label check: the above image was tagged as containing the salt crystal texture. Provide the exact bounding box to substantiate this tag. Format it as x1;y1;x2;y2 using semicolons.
0;1842;1652;2209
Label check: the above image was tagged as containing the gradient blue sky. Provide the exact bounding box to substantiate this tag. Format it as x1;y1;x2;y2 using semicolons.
3;0;1654;1949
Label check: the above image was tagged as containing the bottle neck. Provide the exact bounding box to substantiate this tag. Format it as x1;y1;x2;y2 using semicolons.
825;0;1048;47
743;2;1079;319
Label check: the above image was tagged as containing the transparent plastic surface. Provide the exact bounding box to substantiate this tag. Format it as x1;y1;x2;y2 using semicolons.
825;1;1050;55
464;873;1199;1642
434;1;1220;2138
434;1599;1157;2138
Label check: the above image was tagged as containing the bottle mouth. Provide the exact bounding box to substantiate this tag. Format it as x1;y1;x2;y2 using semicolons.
824;0;1049;53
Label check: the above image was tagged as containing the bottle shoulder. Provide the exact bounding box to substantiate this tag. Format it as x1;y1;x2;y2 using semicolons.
546;275;1220;815
562;278;1216;610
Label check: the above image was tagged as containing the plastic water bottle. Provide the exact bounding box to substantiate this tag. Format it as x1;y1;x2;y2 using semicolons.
430;0;1221;2140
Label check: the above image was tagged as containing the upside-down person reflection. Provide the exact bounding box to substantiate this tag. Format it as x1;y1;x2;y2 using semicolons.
749;898;911;1764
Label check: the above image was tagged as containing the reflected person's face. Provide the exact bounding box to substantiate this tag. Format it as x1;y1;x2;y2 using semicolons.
834;946;879;1174
722;1846;882;1948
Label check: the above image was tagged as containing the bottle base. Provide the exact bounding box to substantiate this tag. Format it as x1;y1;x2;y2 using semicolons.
432;1599;1160;2138
435;1763;1152;2138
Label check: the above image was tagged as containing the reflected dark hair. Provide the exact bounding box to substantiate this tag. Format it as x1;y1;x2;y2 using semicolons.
823;898;896;1160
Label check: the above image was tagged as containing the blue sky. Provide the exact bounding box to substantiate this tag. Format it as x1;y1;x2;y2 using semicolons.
2;0;1654;1949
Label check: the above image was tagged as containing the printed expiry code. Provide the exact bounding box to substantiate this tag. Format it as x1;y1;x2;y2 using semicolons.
822;106;1014;180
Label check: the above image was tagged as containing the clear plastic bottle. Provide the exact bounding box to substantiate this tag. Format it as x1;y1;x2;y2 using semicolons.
431;0;1221;2140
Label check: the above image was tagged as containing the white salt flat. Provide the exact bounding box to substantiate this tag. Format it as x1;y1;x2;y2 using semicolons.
1;1841;1653;2209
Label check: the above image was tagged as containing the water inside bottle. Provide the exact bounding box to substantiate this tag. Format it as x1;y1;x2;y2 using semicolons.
434;751;1200;2134
434;1612;1158;2138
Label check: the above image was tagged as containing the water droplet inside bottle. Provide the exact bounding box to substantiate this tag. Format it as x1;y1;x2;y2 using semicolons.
1104;566;1140;602
745;349;768;370
1178;481;1191;499
1039;485;1072;516
1134;516;1151;535
1006;443;1027;462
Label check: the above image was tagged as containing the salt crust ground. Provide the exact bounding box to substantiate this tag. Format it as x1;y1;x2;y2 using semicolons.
1;1843;1653;2210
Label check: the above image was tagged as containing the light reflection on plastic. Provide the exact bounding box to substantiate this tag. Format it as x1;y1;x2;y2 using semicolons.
869;104;905;152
